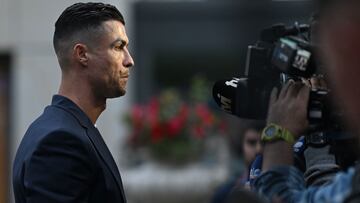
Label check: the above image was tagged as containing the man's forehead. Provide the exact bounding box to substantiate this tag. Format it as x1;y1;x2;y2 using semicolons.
102;20;128;41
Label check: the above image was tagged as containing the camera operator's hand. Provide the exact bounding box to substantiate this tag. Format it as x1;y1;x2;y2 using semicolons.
266;81;311;138
310;76;328;90
262;81;310;172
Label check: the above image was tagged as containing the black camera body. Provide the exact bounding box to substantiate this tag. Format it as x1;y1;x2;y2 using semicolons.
213;23;344;133
245;26;315;79
212;22;358;173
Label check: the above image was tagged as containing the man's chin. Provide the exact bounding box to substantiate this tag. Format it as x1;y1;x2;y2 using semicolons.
119;89;126;97
106;89;126;99
117;88;127;97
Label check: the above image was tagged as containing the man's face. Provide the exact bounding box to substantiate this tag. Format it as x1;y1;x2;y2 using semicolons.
319;5;360;134
87;20;134;99
243;129;262;165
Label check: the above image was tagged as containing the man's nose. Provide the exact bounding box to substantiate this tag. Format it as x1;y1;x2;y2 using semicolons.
124;48;134;68
256;142;263;153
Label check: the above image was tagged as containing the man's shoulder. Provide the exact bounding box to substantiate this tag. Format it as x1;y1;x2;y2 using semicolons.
20;105;89;152
13;105;92;169
30;105;84;134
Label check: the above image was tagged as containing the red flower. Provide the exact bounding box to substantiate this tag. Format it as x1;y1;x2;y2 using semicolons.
192;125;205;139
147;98;160;127
179;104;189;121
125;86;229;151
131;105;144;128
195;104;214;126
167;117;183;137
151;123;165;143
166;104;189;137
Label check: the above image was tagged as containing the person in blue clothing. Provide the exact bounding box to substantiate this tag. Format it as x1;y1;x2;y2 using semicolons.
13;2;134;203
253;1;360;202
237;122;264;188
211;121;264;203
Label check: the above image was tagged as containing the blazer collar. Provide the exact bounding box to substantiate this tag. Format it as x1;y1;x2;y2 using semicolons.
51;94;92;129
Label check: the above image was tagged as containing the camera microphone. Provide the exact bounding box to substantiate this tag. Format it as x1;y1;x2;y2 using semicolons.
212;77;240;115
212;77;270;120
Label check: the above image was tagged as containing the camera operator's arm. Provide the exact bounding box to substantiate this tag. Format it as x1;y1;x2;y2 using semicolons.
262;81;310;172
254;82;354;203
304;145;340;186
253;82;310;202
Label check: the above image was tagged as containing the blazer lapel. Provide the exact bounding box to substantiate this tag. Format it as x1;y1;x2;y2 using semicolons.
86;126;126;201
51;95;126;202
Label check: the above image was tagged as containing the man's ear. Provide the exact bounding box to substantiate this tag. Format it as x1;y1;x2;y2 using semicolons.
73;43;89;66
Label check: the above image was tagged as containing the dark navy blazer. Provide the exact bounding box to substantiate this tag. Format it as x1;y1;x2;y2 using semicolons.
13;95;126;203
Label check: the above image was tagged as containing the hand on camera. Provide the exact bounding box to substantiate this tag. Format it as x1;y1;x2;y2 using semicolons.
266;81;310;138
310;76;328;90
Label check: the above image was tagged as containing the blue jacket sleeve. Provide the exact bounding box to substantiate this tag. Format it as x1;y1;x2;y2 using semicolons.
254;165;354;203
24;130;96;203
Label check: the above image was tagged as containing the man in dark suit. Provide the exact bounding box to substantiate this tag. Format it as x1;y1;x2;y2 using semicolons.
13;2;134;203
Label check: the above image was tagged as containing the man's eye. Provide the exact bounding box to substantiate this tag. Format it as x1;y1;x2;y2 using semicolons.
115;45;124;50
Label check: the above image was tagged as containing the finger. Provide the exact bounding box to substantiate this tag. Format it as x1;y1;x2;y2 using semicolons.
297;84;311;106
311;76;328;90
269;87;278;106
278;80;293;99
286;82;303;98
310;77;321;90
319;78;328;90
301;78;311;87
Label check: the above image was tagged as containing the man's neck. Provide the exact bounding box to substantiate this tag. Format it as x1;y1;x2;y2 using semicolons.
58;85;106;124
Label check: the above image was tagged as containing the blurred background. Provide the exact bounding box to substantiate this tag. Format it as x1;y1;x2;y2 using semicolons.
0;0;314;203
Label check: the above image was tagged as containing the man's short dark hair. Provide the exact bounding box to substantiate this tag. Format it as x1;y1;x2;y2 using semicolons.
53;2;125;67
228;120;265;157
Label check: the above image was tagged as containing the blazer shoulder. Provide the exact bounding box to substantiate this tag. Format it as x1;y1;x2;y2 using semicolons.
16;105;93;163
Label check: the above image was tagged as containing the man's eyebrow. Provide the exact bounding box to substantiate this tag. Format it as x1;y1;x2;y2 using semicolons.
111;38;128;47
